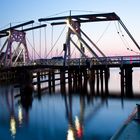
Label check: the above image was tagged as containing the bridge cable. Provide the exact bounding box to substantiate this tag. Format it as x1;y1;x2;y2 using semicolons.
71;37;79;57
26;37;42;59
50;25;54;58
116;21;140;55
118;22;140;54
118;21;139;54
59;50;64;56
46;10;70;18
44;26;47;58
39;22;42;57
115;21;129;49
96;21;111;44
32;23;35;60
45;25;66;58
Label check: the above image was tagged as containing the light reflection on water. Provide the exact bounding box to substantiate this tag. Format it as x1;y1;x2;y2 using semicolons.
0;68;140;140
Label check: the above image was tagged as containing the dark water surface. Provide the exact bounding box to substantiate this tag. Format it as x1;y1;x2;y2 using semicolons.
0;68;140;140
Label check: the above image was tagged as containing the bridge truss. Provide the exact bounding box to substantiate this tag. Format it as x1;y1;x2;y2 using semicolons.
39;12;140;65
0;12;139;67
0;21;46;67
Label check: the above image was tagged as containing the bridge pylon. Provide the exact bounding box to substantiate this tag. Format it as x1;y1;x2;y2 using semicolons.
0;29;29;67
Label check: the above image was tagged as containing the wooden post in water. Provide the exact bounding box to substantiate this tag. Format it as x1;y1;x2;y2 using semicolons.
96;70;99;95
51;71;55;92
73;69;78;91
83;68;88;86
120;67;125;96
78;69;82;91
82;68;88;95
60;69;66;93
104;67;109;95
82;68;88;94
48;70;52;93
89;69;95;94
37;71;41;93
125;66;133;97
100;69;104;95
68;69;73;93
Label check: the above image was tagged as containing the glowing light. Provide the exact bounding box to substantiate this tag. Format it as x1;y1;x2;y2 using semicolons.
67;127;75;140
33;62;36;65
18;105;23;125
75;116;83;138
33;72;37;76
10;116;16;137
34;85;37;90
75;116;80;129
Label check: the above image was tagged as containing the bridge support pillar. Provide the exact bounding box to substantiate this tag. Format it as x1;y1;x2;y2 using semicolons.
100;69;104;95
89;69;95;94
120;67;125;96
68;69;73;93
120;66;133;97
37;71;41;93
52;71;55;92
104;67;109;95
90;67;109;96
125;67;133;97
96;70;100;95
60;69;66;93
48;70;52;93
83;68;88;85
78;69;82;91
73;70;78;91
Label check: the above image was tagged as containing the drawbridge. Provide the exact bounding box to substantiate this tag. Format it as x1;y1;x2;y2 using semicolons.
0;12;139;68
39;12;140;65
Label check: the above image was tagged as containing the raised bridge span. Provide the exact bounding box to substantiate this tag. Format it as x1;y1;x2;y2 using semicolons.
0;12;140;68
0;12;140;97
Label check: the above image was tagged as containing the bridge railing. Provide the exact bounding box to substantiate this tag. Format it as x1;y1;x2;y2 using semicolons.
3;55;140;68
27;57;140;67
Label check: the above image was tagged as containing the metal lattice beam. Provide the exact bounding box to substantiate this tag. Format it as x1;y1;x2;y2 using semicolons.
0;22;47;38
39;12;120;25
0;20;34;32
39;12;140;52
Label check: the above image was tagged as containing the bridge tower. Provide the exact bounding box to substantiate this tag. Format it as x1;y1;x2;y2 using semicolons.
2;29;29;67
0;21;47;67
39;12;140;65
64;19;85;60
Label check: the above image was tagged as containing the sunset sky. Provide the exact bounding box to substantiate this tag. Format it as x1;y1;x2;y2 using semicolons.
0;0;140;58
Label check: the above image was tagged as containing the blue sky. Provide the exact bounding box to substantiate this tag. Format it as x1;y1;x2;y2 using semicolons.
1;0;140;57
1;0;139;25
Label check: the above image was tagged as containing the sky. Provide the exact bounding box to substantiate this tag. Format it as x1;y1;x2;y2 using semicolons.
0;0;140;58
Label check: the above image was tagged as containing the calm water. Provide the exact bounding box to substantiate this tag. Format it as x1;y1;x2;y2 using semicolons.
0;68;140;140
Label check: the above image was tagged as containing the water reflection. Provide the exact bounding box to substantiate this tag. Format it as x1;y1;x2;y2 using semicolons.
75;116;83;138
10;116;16;138
19;84;33;113
64;85;107;140
67;126;75;140
0;84;34;139
18;105;23;125
0;76;140;140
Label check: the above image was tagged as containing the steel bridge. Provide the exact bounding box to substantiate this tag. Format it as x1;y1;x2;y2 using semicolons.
0;12;140;69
